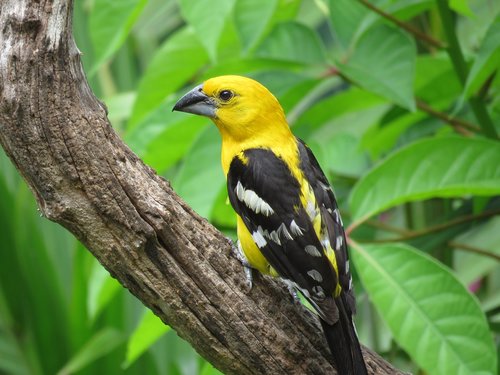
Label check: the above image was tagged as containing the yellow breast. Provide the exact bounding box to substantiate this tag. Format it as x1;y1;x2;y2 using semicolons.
236;215;278;276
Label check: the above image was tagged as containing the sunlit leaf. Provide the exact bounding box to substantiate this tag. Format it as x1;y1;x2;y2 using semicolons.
350;137;500;223
177;0;235;61
388;0;435;20
462;17;500;102
172;126;224;218
339;25;416;111
125;99;206;173
256;21;326;64
449;0;474;17
87;262;122;322
128;28;209;128
104;92;136;126
234;0;278;52
351;242;497;375
328;0;372;51
89;0;148;73
57;329;124;375
200;362;224;375
123;309;170;368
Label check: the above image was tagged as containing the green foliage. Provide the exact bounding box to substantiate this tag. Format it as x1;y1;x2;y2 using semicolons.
1;0;499;374
89;0;148;74
351;242;495;375
350;137;500;223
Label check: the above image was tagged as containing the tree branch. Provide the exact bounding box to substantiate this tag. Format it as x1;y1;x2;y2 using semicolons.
0;1;403;374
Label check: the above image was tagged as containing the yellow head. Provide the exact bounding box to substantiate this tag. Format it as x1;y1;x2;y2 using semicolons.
173;75;289;143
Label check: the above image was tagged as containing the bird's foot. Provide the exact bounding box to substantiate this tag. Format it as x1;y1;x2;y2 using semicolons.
230;240;253;290
281;279;301;304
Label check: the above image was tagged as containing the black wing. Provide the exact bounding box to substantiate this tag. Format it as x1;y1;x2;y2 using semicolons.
297;139;356;315
227;147;339;323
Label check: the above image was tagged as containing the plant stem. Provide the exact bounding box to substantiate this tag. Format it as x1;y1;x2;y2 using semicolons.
364;219;412;236
416;99;480;134
448;241;500;262
358;0;445;49
356;209;500;243
435;0;498;139
331;68;481;136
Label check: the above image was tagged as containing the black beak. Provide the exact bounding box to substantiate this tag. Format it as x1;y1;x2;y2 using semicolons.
172;84;216;118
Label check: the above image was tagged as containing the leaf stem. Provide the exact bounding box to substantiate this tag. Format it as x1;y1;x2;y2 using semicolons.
356;209;500;243
364;219;412;236
435;0;498;139
358;0;445;49
447;241;500;262
330;69;481;135
416;99;480;134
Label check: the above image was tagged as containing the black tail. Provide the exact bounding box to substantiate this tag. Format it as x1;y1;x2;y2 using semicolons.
320;296;367;375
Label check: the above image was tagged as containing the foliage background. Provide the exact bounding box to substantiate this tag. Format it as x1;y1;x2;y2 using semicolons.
0;0;499;374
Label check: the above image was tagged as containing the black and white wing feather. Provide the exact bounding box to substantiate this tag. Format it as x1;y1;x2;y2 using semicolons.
227;147;339;323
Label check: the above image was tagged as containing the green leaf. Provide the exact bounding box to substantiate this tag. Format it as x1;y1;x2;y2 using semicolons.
172;126;224;218
89;0;147;74
351;242;497;375
449;0;474;17
200;362;224;375
234;0;278;52
328;0;372;51
294;87;388;139
415;53;461;106
128;27;209;128
388;0;435;20
339;25;416;110
123;309;170;369
453;216;500;285
350;137;500;223
256;21;326;64
87;262;122;322
210;185;237;229
104;92;136;125
125;99;206;173
177;0;235;61
462;17;500;101
57;329;124;375
361;111;428;159
0;287;38;375
308;133;370;178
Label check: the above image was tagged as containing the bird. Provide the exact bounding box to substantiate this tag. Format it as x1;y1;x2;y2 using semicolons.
173;75;367;375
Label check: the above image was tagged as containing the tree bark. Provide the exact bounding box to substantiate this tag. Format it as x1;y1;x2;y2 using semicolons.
0;1;405;374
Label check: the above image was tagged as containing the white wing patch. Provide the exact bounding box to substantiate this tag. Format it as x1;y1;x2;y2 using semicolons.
333;208;343;226
306;200;317;221
289;220;304;236
277;223;293;240
304;245;322;257
307;269;323;282
335;235;343;251
252;228;267;248
235;181;274;216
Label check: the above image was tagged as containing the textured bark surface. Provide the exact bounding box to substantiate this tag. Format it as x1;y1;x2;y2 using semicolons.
0;1;406;374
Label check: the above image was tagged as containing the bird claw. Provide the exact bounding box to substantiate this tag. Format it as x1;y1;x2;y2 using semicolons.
282;279;301;304
230;240;253;290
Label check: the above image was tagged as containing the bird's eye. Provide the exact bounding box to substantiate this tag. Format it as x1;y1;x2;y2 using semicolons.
219;90;234;102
